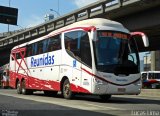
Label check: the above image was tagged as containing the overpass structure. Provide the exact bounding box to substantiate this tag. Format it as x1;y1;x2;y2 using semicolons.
0;0;160;66
0;29;26;39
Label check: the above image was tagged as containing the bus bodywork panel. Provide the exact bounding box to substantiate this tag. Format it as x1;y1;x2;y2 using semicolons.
9;18;143;96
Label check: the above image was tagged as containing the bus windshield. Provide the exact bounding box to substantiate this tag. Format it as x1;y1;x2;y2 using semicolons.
93;31;140;75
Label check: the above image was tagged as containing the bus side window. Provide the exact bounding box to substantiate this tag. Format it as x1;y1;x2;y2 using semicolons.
32;43;38;55
43;39;49;53
80;32;92;67
48;34;61;52
148;73;154;79
64;31;92;67
64;31;80;58
37;41;43;54
157;73;160;79
141;73;147;81
27;45;32;57
48;38;53;52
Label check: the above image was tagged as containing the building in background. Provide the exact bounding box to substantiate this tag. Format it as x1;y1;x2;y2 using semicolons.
140;60;144;72
154;51;160;70
44;14;54;22
143;52;151;71
142;51;160;71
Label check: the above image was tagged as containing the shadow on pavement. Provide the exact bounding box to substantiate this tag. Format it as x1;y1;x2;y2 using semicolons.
33;91;160;105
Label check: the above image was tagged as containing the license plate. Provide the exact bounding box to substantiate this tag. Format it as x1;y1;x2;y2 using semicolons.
118;88;126;92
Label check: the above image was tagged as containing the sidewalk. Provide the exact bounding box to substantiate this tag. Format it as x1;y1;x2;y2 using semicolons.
139;89;160;98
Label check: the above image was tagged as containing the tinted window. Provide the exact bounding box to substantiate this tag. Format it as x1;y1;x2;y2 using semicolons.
37;41;43;54
48;35;61;52
26;34;61;57
43;39;49;53
64;31;92;67
27;45;32;57
32;43;38;56
155;73;160;79
141;73;147;81
80;32;92;67
148;73;154;79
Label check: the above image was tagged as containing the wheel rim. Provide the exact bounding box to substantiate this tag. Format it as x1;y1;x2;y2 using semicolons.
64;83;70;96
17;82;21;93
22;87;25;93
22;81;26;94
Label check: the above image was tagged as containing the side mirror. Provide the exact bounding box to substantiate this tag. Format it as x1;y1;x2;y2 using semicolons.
131;32;149;47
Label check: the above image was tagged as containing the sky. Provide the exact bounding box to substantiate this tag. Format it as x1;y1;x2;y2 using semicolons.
0;0;146;60
0;0;98;32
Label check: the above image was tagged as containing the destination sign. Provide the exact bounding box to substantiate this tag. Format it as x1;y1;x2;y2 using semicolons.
99;31;130;39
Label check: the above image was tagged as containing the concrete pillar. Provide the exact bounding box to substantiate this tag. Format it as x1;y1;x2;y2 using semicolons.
155;51;160;70
151;51;156;71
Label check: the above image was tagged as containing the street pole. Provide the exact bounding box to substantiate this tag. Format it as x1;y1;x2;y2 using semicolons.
145;52;150;71
9;0;11;6
151;51;156;71
146;55;148;71
50;9;60;17
58;0;59;15
8;0;11;32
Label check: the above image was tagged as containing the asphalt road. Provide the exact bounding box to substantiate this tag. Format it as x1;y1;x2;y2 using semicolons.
0;89;160;116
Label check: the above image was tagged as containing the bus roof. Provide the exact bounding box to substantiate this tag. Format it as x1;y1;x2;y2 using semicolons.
49;18;129;36
11;18;129;50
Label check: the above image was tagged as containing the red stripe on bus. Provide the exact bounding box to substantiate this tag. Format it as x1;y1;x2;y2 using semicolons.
11;47;26;53
9;71;90;93
47;26;96;38
70;83;90;93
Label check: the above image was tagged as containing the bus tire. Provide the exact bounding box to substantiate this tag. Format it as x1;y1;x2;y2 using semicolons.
21;80;32;95
100;94;111;101
62;79;73;99
17;81;22;94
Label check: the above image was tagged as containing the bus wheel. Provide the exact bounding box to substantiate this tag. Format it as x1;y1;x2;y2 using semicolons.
62;79;73;99
100;95;111;101
21;80;32;95
17;81;22;94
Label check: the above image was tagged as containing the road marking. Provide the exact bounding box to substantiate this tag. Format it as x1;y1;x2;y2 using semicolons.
0;91;124;112
0;91;118;111
85;103;124;110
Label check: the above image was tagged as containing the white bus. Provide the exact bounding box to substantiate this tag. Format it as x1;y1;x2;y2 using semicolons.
9;18;148;100
141;71;160;88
